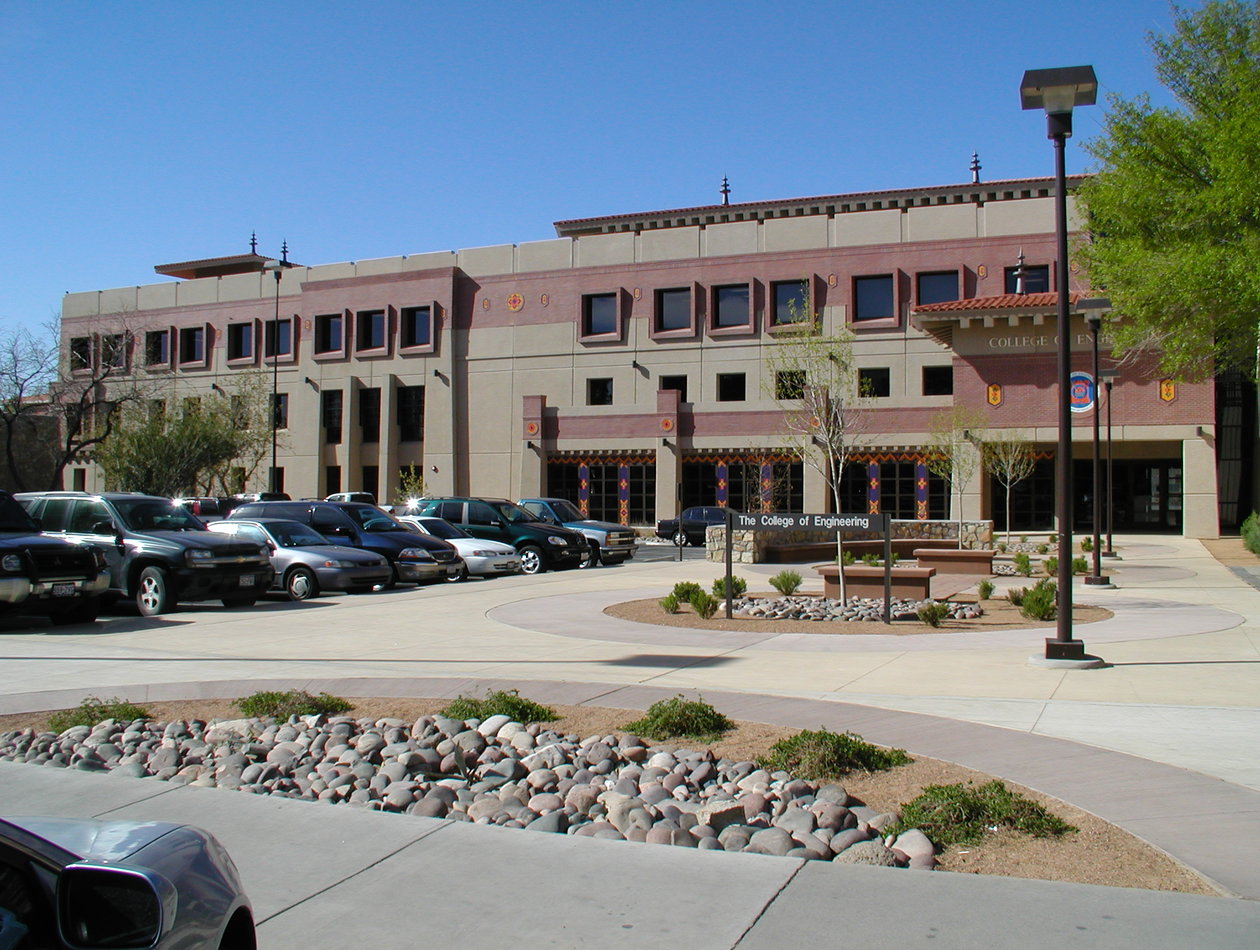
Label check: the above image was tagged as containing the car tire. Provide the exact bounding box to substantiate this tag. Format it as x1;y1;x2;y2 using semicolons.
446;561;470;582
518;544;545;575
672;530;687;547
286;566;319;601
579;542;600;568
222;594;258;608
136;566;171;617
49;600;100;626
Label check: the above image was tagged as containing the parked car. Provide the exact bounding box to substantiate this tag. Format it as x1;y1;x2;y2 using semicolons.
517;497;637;567
227;500;460;584
325;492;376;504
0;815;255;948
172;496;223;518
16;492;274;616
410;498;587;574
207;518;393;599
655;506;727;546
0;490;109;626
395;515;520;580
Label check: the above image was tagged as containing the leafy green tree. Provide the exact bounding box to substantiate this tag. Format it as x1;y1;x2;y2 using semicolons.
1079;1;1260;379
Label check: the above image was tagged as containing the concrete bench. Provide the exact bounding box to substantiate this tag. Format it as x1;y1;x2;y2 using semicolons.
913;548;996;575
815;564;936;601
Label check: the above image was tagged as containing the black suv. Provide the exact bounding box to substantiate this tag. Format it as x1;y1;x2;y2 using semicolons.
17;492;274;616
228;500;460;584
411;498;587;574
0;490;109;625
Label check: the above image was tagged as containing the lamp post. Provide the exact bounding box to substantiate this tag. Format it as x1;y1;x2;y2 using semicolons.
1099;369;1120;557
1021;65;1099;664
262;243;291;495
1080;298;1111;587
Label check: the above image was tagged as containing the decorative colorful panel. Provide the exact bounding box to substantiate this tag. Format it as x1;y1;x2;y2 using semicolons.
760;462;774;513
915;461;929;520
618;464;630;525
578;463;590;518
715;462;729;507
867;461;880;514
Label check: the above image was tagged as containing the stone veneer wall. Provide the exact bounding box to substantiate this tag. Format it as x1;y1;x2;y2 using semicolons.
705;520;995;563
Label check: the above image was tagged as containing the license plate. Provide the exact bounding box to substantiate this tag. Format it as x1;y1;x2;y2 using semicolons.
52;583;75;598
239;575;256;588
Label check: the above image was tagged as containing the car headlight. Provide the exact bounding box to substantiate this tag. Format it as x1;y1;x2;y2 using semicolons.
472;549;500;558
185;548;214;566
546;535;569;546
1;553;23;572
321;559;358;568
399;547;434;561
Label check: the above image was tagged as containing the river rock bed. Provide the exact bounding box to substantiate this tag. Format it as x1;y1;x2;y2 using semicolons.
0;712;936;869
733;595;984;623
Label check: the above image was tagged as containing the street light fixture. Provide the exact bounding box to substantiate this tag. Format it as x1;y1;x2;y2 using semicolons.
1021;65;1101;666
262;243;291;495
1099;368;1121;558
1079;297;1111;587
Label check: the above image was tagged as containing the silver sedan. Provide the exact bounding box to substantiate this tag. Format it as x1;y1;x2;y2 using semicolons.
208;518;392;600
396;515;520;580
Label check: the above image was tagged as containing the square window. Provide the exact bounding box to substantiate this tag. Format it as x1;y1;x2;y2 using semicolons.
1005;264;1050;294
400;306;432;348
659;374;688;402
583;293;618;337
717;373;746;402
775;370;806;400
178;327;205;364
325;464;342;496
144;330;169;366
397;385;424;441
264;319;292;358
587;378;613;406
917;271;959;305
359;388;381;443
272;392;289;430
655;288;691;333
859;367;891;398
227;322;254;361
322;390;343;444
69;337;92;371
315;314;343;354
854;275;894;321
101;334;126;369
713;284;750;328
772;280;810;325
356;310;386;351
922;365;954;396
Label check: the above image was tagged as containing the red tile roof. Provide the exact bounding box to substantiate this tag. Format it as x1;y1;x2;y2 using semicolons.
913;292;1079;314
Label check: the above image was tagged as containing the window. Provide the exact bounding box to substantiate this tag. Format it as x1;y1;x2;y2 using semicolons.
361;466;379;501
775;370;806;400
655;288;692;333
922;365;954;396
713;284;750;328
227;322;254;361
660;374;688;402
272;392;288;430
325;465;342;496
145;330;169;366
1004;264;1050;294
854;275;894;321
717;373;746;402
263;319;292;358
359;388;381;443
772;280;809;325
178;327;204;364
400;306;431;349
397;385;424;441
582;293;618;337
315;314;343;354
356;310;386;351
101;334;126;369
859;367;891;397
917;271;959;305
69;337;92;371
270;467;285;493
322;390;343;444
587;378;613;406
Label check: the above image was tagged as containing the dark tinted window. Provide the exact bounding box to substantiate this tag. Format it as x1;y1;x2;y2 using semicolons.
0;493;38;532
583;294;618;336
713;285;750;328
854;275;894;321
772;280;809;325
917;271;959;305
656;288;691;332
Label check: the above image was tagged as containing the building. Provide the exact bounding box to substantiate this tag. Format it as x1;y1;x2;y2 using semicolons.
58;176;1244;539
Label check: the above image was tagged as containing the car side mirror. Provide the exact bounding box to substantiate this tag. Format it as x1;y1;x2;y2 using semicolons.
91;521;116;536
57;864;167;949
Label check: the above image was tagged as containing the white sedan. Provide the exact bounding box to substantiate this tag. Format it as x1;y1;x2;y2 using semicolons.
396;515;521;580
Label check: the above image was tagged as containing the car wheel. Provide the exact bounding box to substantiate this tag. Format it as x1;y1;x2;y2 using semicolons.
446;561;470;582
672;530;687;547
49;600;100;625
286;566;319;601
136;566;171;617
579;542;600;568
518;545;545;575
222;594;258;608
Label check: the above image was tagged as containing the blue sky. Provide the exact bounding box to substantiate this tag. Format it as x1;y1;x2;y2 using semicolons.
1;0;1190;334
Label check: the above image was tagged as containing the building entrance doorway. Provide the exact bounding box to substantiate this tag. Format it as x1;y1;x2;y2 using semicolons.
1081;459;1182;533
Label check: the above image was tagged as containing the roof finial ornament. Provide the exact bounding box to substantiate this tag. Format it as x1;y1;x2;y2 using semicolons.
720;176;730;206
970;152;981;184
1013;248;1027;295
250;231;258;254
280;240;289;265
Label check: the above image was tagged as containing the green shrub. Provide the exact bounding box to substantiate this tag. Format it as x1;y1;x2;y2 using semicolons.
1048;533;1058;544
977;579;994;600
916;602;950;627
1036;543;1049;555
48;696;152;733
671;581;703;601
1043;556;1058;577
1071;556;1089;575
1242;512;1260;555
841;550;856;566
234;690;353;720
623;694;733;741
758;728;911;780
1019;579;1057;621
1012;552;1032;576
1007;586;1026;607
1079;536;1093;553
711;575;748;599
441;689;557;723
861;552;879;566
769;570;802;595
659;593;680;614
1019;535;1028;544
888;553;901;566
690;591;719;620
996;541;1007;553
887;780;1077;848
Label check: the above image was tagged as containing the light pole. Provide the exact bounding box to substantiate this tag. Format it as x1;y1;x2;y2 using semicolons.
1100;369;1120;557
1080;298;1111;587
263;243;290;495
1021;65;1099;664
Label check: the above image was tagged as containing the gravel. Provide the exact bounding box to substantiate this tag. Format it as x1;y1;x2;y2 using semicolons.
734;594;984;622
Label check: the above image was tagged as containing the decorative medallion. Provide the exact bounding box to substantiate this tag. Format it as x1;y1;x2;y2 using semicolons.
540;293;550;307
660;418;674;432
986;383;1003;407
827;274;838;287
525;421;539;436
977;264;988;279
481;299;490;311
1069;372;1096;414
1159;379;1177;402
506;293;524;312
633;288;642;300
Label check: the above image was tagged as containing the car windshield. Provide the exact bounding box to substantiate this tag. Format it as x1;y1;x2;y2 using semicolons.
0;493;38;532
112;498;205;531
268;521;331;547
546;499;585;522
493;502;537;524
345;506;404;532
414;518;466;540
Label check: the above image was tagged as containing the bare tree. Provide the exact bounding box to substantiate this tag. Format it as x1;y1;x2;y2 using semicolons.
982;431;1038;544
925;407;987;548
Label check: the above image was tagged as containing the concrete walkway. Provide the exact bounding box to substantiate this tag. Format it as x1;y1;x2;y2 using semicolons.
2;534;1259;946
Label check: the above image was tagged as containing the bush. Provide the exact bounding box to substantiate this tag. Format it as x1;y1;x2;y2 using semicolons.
1043;556;1058;577
1242;512;1260;555
1080;536;1093;553
769;570;802;595
977;579;994;600
887;780;1077;848
671;581;703;601
758;728;911;780
861;552;879;566
1007;586;1026;607
1036;543;1049;555
441;689;557;723
659;593;680;614
1019;535;1028;544
234;690;353;720
711;575;748;599
841;550;856;566
996;541;1007;553
690;591;719;620
1020;579;1057;621
1012;553;1032;576
48;696;151;733
623;694;733;741
1071;556;1089;575
916;602;951;627
1048;533;1058;544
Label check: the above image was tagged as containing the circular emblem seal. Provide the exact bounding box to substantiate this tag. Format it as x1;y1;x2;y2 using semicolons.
660;418;674;432
525;421;539;436
507;293;523;312
1069;372;1095;414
